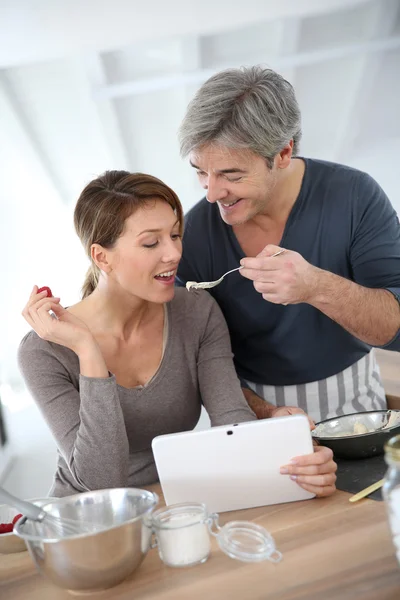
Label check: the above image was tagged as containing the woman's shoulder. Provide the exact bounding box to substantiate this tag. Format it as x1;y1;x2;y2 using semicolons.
19;329;56;355
18;330;78;374
170;287;217;314
19;330;49;358
168;288;219;329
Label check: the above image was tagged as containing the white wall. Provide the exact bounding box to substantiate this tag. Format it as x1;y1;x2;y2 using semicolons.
1;399;57;498
346;138;400;214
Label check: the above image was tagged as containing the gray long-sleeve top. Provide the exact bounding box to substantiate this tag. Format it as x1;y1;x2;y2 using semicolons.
18;288;256;497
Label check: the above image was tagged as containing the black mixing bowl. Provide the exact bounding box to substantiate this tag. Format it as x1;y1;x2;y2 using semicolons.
312;410;400;459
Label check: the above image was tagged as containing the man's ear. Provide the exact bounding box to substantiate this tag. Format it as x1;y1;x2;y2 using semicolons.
276;141;293;169
91;243;112;274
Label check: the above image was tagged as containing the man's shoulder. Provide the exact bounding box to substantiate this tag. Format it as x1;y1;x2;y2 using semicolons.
305;158;376;188
304;158;387;212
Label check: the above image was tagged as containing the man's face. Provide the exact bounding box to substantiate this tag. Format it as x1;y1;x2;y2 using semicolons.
189;144;278;226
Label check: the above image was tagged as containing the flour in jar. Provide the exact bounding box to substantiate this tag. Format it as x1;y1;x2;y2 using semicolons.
156;512;211;567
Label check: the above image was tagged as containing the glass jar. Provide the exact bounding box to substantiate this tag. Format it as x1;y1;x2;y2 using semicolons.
152;503;211;567
151;502;282;568
383;434;400;566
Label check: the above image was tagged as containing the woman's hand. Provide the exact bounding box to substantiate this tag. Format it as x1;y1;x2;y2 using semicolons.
22;285;94;354
280;445;337;497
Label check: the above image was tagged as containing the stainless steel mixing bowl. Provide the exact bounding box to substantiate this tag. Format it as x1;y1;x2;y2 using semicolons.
312;410;400;459
14;487;158;592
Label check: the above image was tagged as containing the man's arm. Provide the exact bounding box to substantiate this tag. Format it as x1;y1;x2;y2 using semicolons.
241;247;400;347
241;387;275;419
310;172;400;347
241;386;316;428
240;173;400;350
307;271;400;347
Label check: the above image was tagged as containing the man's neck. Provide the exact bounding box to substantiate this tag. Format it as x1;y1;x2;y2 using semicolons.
251;158;305;229
232;158;305;256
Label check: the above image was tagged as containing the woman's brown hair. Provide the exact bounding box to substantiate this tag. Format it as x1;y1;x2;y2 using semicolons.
73;171;184;299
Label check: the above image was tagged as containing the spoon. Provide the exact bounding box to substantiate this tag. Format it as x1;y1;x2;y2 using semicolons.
186;249;286;291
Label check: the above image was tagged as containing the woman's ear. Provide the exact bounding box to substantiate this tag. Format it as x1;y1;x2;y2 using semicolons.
91;244;112;273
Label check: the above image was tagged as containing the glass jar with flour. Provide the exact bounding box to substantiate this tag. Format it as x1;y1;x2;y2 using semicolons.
383;434;400;566
151;502;282;568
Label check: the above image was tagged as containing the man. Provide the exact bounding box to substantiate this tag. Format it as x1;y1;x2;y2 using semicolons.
177;66;400;427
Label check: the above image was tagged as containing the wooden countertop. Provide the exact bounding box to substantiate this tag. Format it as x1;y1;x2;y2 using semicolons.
1;348;399;599
1;485;399;600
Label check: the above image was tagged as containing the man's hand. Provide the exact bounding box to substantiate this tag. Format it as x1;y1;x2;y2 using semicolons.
242;388;315;429
270;406;315;430
240;244;319;305
280;445;337;498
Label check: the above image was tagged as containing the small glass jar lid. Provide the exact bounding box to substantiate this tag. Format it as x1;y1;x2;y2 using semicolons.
215;520;282;563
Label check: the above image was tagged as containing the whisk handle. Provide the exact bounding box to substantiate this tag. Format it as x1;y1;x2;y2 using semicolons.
0;486;44;522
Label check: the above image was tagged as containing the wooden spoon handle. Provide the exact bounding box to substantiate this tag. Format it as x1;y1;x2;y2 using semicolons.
349;478;385;503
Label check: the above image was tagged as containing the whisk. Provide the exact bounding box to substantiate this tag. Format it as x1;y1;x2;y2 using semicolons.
0;485;97;538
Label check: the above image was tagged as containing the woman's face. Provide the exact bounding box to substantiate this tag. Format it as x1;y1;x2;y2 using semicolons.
105;199;182;303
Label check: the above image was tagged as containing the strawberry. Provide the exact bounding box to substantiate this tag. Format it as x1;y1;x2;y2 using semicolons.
12;513;23;526
0;523;14;534
37;286;53;298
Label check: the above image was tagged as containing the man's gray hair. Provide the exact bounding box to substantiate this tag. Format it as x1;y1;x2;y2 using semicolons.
179;66;302;168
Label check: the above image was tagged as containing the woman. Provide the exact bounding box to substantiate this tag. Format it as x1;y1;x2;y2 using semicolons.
19;171;336;497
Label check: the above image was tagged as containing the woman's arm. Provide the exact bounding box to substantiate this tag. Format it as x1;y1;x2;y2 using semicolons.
19;287;129;492
18;336;130;492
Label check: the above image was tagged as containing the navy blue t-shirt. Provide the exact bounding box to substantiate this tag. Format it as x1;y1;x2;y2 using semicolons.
176;158;400;386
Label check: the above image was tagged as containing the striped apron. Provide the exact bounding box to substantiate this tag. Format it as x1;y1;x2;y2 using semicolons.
243;350;387;423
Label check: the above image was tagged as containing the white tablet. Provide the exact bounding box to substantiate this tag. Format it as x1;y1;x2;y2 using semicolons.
152;414;315;513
